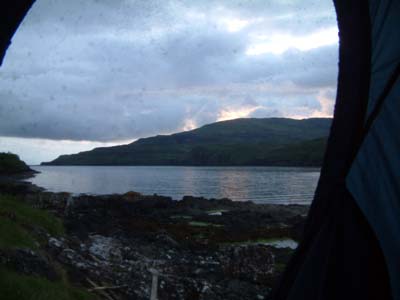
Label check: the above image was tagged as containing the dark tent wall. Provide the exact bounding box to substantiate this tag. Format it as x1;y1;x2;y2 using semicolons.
0;1;398;300
347;1;400;299
364;0;400;117
273;0;396;299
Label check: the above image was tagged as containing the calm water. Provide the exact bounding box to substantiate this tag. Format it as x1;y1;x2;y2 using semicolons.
28;166;320;205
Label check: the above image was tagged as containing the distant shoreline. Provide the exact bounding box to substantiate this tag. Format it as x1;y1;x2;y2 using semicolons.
42;118;330;167
35;164;322;168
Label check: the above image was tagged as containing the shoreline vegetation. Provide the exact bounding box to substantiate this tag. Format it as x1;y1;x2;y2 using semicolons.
0;153;38;177
0;154;309;299
42;117;331;167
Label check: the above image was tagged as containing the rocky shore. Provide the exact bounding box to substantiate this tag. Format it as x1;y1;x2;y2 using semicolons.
1;177;308;300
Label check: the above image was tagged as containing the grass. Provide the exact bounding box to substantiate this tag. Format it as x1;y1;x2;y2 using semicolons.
0;217;38;249
0;268;93;300
0;194;94;299
0;195;64;249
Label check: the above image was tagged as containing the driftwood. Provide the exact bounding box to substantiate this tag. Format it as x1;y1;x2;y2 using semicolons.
149;268;161;300
88;285;128;292
86;277;126;300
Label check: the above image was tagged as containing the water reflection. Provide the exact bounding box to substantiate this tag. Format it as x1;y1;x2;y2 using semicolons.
28;166;320;205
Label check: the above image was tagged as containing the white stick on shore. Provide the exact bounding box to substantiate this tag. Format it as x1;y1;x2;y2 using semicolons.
149;268;160;300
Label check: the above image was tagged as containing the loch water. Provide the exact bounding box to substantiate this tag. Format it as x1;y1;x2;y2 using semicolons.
28;166;320;205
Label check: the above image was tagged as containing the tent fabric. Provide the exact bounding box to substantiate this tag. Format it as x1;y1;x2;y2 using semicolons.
347;1;400;299
0;1;35;66
366;0;400;117
273;0;395;299
0;1;398;299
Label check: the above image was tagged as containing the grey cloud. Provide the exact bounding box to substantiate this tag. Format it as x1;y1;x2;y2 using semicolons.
0;0;338;142
0;91;190;141
249;107;283;118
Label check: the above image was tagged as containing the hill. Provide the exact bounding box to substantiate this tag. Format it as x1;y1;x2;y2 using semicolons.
42;118;332;166
0;153;34;175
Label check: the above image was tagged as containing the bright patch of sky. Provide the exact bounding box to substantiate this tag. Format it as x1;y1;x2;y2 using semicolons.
246;27;338;55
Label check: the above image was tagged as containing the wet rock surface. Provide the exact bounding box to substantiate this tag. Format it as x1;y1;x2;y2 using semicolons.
5;183;308;300
37;191;307;299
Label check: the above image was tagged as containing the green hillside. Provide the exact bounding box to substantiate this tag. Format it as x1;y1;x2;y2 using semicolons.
42;118;331;166
0;153;33;175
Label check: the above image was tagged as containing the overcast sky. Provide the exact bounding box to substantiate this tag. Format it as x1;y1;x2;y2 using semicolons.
0;0;338;164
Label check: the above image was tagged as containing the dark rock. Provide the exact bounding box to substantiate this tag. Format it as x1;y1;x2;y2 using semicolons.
5;181;308;299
